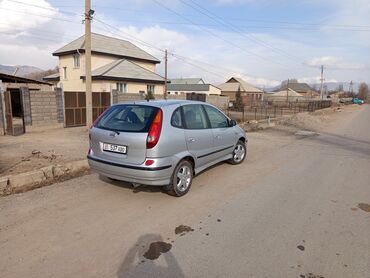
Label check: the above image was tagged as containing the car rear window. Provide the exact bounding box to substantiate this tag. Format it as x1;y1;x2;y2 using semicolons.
96;105;159;132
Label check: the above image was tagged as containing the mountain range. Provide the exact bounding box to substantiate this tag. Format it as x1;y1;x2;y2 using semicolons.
0;64;43;77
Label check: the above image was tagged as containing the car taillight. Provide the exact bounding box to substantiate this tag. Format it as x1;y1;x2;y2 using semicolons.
147;109;163;149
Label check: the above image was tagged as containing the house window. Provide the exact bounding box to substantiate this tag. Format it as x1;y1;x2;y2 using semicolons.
117;82;127;93
147;85;155;94
73;54;80;68
63;67;67;80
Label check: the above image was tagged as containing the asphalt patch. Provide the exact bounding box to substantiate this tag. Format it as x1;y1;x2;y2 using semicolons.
175;225;194;235
143;241;172;260
297;245;305;251
358;203;370;212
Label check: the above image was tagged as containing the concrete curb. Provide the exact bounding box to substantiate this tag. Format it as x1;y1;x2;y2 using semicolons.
0;159;90;196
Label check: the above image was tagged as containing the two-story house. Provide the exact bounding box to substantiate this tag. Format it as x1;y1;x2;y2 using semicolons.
44;33;165;127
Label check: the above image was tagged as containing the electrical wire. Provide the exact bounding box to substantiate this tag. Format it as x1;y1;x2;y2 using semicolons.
151;0;289;69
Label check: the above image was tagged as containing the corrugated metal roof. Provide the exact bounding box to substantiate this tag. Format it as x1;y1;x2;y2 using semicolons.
81;59;165;83
167;83;210;91
278;82;313;93
170;78;205;84
0;72;51;85
43;72;60;81
268;88;303;97
53;33;160;63
218;77;263;93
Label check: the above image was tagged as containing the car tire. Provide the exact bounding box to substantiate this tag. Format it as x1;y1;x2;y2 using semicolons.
228;140;247;165
167;160;193;197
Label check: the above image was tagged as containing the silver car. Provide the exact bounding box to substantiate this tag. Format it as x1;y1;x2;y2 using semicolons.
88;100;247;197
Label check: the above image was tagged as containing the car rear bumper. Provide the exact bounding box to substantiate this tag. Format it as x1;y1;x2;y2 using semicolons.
87;155;173;186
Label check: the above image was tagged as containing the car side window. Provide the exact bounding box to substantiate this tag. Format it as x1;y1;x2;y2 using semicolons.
203;105;229;128
183;104;208;129
171;107;183;128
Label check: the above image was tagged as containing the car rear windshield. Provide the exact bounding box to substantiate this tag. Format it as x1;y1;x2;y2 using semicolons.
96;104;159;133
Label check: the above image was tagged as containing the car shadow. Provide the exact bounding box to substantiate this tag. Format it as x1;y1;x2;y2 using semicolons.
99;160;237;195
99;175;166;194
116;233;185;278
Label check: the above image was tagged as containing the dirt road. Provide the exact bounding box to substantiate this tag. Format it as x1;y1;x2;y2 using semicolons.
0;105;369;278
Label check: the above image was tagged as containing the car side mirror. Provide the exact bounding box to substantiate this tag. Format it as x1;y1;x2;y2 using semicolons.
229;119;237;127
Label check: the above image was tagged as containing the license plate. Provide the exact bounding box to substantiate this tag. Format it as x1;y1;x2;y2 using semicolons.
102;143;127;154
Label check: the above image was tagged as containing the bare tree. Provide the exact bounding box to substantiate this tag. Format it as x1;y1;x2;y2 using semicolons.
25;66;59;81
336;84;344;92
281;79;298;87
235;86;243;110
358;82;369;101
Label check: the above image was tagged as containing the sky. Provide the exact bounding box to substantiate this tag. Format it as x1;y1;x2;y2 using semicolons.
0;0;369;87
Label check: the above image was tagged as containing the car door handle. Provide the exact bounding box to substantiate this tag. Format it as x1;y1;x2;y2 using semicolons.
188;138;196;142
215;135;221;139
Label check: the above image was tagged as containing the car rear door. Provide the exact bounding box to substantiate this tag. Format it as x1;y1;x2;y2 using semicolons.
203;104;236;159
182;104;215;168
90;104;158;165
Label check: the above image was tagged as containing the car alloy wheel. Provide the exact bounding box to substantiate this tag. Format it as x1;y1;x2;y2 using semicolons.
176;165;192;192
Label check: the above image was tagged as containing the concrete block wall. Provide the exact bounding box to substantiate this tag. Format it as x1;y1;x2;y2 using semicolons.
30;91;59;126
113;93;185;104
206;95;229;110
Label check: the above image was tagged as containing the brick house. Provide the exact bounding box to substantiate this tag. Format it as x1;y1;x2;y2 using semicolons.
218;77;263;106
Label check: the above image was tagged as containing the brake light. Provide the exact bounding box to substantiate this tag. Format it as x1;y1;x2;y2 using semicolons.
147;109;163;149
145;159;154;166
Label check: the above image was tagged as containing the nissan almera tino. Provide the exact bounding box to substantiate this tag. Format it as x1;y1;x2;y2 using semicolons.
88;100;247;197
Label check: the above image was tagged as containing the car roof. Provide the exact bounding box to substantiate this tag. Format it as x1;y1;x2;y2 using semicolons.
113;99;210;108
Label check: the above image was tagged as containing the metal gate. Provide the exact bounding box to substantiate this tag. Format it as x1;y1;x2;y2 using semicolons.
64;92;86;127
3;90;26;136
186;92;206;102
92;92;110;121
64;92;110;127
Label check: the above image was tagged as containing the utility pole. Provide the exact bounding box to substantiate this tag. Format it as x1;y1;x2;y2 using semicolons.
286;79;289;103
85;0;93;127
164;49;168;99
319;65;324;100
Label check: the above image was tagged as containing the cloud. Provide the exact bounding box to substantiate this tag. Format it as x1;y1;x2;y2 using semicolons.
0;0;57;33
305;56;366;70
0;0;84;69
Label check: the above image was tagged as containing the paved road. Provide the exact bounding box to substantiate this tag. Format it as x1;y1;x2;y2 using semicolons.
1;105;369;278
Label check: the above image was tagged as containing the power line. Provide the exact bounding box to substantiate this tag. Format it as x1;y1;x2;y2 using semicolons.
182;0;305;66
151;0;289;69
6;0;78;15
88;18;370;32
0;7;81;24
94;17;277;82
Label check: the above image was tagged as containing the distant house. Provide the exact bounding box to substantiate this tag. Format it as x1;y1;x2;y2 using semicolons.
167;78;221;96
276;82;318;98
264;88;304;102
218;77;263;105
43;32;165;126
170;78;205;85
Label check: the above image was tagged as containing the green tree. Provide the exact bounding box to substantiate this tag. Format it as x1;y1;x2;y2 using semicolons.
145;90;155;101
